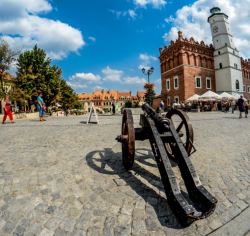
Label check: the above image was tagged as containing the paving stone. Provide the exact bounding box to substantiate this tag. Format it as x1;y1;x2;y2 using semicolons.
0;114;249;236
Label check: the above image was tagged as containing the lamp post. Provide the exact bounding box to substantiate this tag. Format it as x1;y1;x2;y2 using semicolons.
141;66;154;83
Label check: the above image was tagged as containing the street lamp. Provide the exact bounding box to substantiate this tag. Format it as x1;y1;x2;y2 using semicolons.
141;66;154;83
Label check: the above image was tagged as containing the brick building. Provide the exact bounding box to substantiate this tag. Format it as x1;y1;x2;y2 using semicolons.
160;7;250;106
160;31;216;106
241;58;250;100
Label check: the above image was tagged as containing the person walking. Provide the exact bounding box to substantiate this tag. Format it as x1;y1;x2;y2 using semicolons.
244;100;249;118
112;101;115;115
37;92;46;121
160;100;165;112
231;100;236;113
237;95;244;119
2;96;14;124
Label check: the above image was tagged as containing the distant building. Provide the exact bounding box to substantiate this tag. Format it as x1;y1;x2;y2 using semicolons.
78;90;145;113
160;7;250;106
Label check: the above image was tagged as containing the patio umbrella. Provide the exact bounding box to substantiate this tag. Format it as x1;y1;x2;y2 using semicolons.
220;92;235;100
232;92;247;101
199;90;221;101
186;94;200;102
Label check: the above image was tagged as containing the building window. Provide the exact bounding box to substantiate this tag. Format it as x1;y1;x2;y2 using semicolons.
195;76;202;88
167;96;171;106
206;77;211;89
174;96;179;103
243;85;246;92
219;63;223;69
174;76;179;89
218;51;221;55
236;80;240;90
234;63;238;69
248;86;250;93
166;79;170;90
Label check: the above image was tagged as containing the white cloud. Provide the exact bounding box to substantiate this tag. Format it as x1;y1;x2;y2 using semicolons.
102;66;123;82
139;53;158;63
0;0;85;60
164;0;250;58
134;0;167;8
110;9;137;20
123;76;146;85
70;72;101;82
67;81;87;90
88;36;96;42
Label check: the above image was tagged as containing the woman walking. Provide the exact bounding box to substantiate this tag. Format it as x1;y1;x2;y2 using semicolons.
2;96;14;124
37;92;46;122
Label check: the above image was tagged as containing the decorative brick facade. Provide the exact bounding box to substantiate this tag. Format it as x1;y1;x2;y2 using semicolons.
241;58;250;100
160;31;215;106
160;31;250;105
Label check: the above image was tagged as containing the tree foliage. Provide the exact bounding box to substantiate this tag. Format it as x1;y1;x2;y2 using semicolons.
144;83;155;106
15;45;81;110
0;40;18;98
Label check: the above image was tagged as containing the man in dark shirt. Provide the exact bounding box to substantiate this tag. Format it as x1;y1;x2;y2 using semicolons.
237;95;244;119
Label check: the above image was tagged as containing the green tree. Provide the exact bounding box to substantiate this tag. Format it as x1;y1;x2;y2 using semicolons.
144;83;155;106
125;100;132;108
0;40;18;98
15;45;81;111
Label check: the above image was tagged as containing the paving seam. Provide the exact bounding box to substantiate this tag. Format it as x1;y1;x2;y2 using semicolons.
206;205;250;236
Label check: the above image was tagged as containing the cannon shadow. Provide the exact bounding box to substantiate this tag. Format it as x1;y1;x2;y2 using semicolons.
85;147;184;229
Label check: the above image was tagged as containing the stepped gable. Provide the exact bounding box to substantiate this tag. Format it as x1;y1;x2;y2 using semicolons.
160;31;214;62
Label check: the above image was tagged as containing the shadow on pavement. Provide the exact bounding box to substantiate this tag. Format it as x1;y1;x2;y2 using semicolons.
85;148;183;229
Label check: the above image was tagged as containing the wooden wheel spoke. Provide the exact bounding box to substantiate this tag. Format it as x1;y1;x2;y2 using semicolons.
176;121;184;133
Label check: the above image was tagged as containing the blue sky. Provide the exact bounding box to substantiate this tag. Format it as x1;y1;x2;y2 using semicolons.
1;0;249;95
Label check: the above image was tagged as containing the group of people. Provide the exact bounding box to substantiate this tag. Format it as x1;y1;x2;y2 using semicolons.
1;92;46;124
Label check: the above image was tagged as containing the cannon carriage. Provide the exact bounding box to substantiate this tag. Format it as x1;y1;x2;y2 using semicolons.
116;104;217;226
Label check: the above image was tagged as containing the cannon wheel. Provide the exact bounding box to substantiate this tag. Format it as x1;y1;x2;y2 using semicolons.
121;109;135;170
165;109;193;158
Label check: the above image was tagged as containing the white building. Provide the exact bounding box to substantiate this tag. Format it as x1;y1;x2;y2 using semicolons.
208;7;243;94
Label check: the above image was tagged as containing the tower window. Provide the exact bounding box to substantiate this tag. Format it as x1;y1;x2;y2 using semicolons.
236;80;240;90
219;63;223;69
234;63;238;69
218;51;221;55
206;77;212;89
166;79;170;90
195;76;202;88
174;76;179;89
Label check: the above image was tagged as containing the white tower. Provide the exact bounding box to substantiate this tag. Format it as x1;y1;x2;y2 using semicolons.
208;7;243;94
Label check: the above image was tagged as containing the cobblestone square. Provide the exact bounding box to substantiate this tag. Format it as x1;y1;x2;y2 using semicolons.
0;111;250;236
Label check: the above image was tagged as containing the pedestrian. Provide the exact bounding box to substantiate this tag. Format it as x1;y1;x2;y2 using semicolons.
2;96;14;124
244;100;249;118
237;95;244;119
160;100;164;111
112;101;115;115
37;92;46;121
231;99;236;113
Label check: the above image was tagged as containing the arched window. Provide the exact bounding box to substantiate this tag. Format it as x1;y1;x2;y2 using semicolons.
219;63;223;69
235;80;240;90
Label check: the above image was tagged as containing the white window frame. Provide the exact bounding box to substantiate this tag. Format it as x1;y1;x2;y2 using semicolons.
174;76;179;89
195;76;202;88
206;77;212;89
243;85;246;92
166;79;170;90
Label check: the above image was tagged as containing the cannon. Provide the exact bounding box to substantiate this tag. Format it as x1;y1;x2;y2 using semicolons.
116;104;217;226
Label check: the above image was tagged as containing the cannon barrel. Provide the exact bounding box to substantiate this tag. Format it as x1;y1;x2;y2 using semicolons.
142;103;170;130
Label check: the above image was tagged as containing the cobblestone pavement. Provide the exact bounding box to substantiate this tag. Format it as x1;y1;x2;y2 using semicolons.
0;111;249;236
